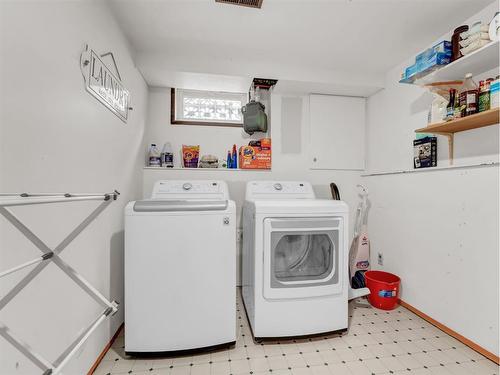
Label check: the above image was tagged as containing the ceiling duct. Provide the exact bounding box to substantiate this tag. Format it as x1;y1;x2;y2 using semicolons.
215;0;263;9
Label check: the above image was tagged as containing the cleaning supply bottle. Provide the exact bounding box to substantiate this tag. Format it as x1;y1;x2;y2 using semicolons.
226;150;232;169
445;88;456;120
459;73;478;117
148;144;161;167
231;144;237;169
160;142;174;168
491;76;500;109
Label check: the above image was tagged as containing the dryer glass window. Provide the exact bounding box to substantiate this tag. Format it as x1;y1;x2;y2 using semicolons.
273;233;334;282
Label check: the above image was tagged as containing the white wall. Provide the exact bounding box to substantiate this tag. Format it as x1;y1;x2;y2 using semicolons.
364;2;499;356
0;1;148;374
143;88;364;283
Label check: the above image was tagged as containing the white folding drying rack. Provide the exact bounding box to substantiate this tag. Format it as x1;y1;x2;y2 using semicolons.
0;191;120;375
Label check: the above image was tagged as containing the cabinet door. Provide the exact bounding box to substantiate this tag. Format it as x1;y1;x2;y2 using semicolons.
309;94;365;170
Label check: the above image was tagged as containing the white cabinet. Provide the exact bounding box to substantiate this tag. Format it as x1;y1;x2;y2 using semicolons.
309;94;365;170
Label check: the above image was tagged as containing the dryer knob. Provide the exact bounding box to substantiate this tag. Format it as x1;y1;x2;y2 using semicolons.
182;183;193;190
274;183;283;191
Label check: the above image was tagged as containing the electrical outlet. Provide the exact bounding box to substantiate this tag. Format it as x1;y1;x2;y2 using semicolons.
377;252;383;266
236;228;243;243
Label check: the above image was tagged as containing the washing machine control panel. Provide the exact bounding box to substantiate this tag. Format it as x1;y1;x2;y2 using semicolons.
151;180;229;200
245;181;315;200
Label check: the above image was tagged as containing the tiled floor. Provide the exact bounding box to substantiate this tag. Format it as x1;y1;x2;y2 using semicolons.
94;290;498;375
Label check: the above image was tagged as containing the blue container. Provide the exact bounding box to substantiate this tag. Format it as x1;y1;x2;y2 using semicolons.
405;63;420;79
416;41;451;64
421;52;451;71
430;40;452;54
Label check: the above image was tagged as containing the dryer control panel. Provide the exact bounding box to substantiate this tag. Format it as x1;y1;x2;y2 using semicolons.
151;180;229;200
245;181;315;200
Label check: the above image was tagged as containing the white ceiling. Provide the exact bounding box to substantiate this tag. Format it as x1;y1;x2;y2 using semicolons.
108;0;494;96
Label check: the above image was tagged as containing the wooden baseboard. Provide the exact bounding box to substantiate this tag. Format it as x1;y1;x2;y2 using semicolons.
399;300;499;365
87;323;124;375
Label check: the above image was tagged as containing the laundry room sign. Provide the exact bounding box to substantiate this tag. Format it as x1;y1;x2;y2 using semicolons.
80;44;130;122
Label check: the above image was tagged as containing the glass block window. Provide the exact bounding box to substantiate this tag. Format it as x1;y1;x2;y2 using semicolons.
171;88;247;126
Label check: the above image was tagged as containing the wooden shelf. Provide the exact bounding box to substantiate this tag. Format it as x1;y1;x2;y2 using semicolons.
415;108;499;134
400;40;499;85
415;108;499;165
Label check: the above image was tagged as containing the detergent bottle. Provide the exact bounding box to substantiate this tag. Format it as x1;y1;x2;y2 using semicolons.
148;144;161;167
161;142;174;168
231;144;238;169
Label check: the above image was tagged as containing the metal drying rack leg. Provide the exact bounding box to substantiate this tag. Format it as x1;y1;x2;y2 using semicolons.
0;253;51;278
0;323;54;372
0;191;120;375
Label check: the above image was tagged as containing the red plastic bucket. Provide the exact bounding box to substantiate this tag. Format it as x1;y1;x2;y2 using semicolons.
364;270;401;310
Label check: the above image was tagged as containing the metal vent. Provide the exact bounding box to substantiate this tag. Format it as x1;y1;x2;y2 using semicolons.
215;0;263;9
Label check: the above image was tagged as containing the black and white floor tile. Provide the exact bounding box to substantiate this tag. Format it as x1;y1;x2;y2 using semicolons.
94;290;499;375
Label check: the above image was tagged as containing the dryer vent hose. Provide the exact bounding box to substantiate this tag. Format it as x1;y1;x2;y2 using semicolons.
330;183;341;200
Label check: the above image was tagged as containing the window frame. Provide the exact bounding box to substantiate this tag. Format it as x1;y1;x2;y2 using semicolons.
170;88;247;127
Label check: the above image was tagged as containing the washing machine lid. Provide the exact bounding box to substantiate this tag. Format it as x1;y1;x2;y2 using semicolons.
133;200;228;212
151;180;230;201
245;181;315;200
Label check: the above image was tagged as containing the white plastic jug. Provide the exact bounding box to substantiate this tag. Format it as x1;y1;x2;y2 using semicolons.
148;144;161;167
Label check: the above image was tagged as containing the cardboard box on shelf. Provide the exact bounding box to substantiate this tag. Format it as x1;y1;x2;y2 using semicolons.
239;138;271;169
413;136;437;169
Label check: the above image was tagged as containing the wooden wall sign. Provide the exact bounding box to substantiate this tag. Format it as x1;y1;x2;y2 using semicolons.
80;45;130;123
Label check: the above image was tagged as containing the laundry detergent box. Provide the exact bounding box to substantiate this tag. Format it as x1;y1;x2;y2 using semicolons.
239;138;271;169
413;136;437;169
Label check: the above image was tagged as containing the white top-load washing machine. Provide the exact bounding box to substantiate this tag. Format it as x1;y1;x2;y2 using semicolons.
125;180;236;354
242;181;349;338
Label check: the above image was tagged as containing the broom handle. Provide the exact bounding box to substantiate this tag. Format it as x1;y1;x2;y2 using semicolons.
353;204;362;237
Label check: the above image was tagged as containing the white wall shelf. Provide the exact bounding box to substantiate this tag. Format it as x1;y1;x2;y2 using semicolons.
144;167;271;172
400;40;499;85
362;161;499;177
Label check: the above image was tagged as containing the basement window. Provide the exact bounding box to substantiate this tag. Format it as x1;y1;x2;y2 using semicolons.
171;88;248;127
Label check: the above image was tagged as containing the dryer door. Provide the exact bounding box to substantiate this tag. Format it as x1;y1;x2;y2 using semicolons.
263;217;344;299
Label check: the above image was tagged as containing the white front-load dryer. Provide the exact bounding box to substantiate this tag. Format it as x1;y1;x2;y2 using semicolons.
125;180;236;354
242;181;349;338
